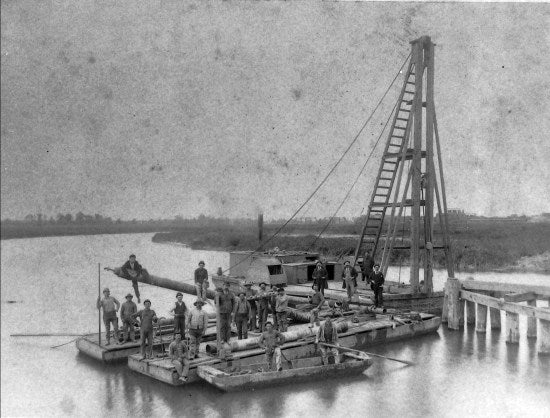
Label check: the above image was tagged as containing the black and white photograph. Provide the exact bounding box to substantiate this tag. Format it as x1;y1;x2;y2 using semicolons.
1;1;549;417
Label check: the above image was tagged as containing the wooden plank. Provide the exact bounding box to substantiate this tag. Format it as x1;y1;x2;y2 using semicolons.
460;290;550;321
460;280;550;298
506;312;520;343
503;292;536;303
447;278;462;330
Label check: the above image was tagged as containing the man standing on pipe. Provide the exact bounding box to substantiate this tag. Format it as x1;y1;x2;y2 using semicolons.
132;299;158;359
121;254;147;304
170;292;187;340
186;300;208;359
194;261;209;302
216;282;235;344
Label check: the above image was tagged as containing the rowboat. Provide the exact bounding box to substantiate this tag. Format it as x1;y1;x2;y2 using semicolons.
197;352;372;392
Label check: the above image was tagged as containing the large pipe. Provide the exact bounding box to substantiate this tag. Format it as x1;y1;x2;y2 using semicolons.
107;267;218;300
205;321;349;354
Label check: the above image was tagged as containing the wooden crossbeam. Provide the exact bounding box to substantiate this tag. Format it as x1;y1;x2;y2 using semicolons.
460;290;550;322
459;280;550;298
503;292;536;303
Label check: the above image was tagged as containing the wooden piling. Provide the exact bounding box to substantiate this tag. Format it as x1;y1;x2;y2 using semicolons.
447;278;463;330
466;300;476;325
527;299;537;338
441;281;449;323
539;320;550;355
489;307;501;330
505;312;520;343
475;303;487;333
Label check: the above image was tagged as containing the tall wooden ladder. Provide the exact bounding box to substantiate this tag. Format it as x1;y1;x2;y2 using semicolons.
352;58;417;266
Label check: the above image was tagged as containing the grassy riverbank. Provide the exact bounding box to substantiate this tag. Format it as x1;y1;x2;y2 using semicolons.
152;222;550;273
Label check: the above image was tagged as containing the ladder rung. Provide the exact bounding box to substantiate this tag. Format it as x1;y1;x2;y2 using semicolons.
381;169;394;172
374;194;386;197
384;161;397;165
396;117;408;122
406;81;415;85
380;177;392;180
398;109;411;113
371;200;426;207
391;135;404;139
393;126;406;130
404;90;415;94
376;185;391;189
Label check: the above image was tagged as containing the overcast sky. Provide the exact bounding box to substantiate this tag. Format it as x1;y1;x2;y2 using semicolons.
2;1;549;221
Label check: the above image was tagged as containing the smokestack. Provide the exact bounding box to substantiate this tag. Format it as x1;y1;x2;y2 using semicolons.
258;213;263;245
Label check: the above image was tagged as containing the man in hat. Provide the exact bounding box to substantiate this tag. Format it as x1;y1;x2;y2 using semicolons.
362;249;375;284
132;299;158;359
371;264;385;308
168;333;190;383
233;292;251;339
258;322;284;371
170;292;187;339
120;293;137;343
342;260;358;303
96;288;121;345
275;287;289;332
312;260;328;296
256;282;270;332
308;284;325;328
194;261;209;302
216;282;235;344
244;282;258;332
121;254;146;303
187;299;208;358
315;317;340;365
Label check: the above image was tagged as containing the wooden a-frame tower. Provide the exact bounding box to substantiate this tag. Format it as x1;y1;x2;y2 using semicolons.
353;36;455;294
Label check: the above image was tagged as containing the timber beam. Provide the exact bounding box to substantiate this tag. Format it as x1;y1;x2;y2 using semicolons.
460;290;550;322
459;280;550;298
503;292;537;303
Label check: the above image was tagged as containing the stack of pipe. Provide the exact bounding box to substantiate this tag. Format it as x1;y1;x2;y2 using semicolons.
205;321;349;354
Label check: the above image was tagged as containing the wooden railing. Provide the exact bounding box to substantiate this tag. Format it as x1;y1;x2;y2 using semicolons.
443;278;550;355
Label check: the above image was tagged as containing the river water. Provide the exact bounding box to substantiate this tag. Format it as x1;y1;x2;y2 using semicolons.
1;233;549;417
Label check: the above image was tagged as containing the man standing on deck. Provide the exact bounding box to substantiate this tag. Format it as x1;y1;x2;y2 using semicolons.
187;300;208;359
233;292;251;340
275;287;289;332
194;261;209;302
121;254;146;303
244;282;258;332
312;260;328;296
168;334;190;383
132;299;158;359
371;264;385;308
258;322;284;371
256;282;270;332
270;285;279;330
362;250;375;284
308;284;325;328
170;292;187;340
216;282;235;344
315;317;340;365
342;261;358;303
120;293;137;343
96;288;121;345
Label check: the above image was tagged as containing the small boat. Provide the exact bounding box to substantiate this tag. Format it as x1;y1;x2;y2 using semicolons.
197;352;372;392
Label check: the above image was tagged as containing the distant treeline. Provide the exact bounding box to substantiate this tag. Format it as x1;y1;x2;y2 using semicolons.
152;221;550;273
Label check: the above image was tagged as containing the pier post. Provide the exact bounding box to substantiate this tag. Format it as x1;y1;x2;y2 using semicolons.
539;320;550;355
466;300;476;325
527;299;537;338
442;281;449;323
447;278;463;330
475;303;487;333
490;307;501;330
505;312;520;343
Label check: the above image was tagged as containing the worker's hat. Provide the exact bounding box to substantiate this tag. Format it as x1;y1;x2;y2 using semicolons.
277;287;285;292
316;260;323;265
343;260;351;265
259;282;267;286
238;291;246;296
199;260;205;266
373;263;380;268
125;293;133;299
103;287;110;293
129;254;136;258
244;282;253;287
143;299;151;305
194;300;205;306
176;292;183;297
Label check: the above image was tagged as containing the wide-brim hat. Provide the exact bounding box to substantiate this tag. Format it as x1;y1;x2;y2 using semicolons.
344;260;351;265
103;287;110;293
199;261;205;266
176;292;183;297
125;293;133;299
194;300;205;306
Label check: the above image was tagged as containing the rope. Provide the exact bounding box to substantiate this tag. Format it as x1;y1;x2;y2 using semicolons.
221;52;412;275
308;89;402;250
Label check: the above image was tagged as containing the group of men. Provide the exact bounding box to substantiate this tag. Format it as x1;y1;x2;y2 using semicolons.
97;252;385;380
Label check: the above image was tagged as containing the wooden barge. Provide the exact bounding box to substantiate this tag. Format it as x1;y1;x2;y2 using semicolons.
127;313;440;386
